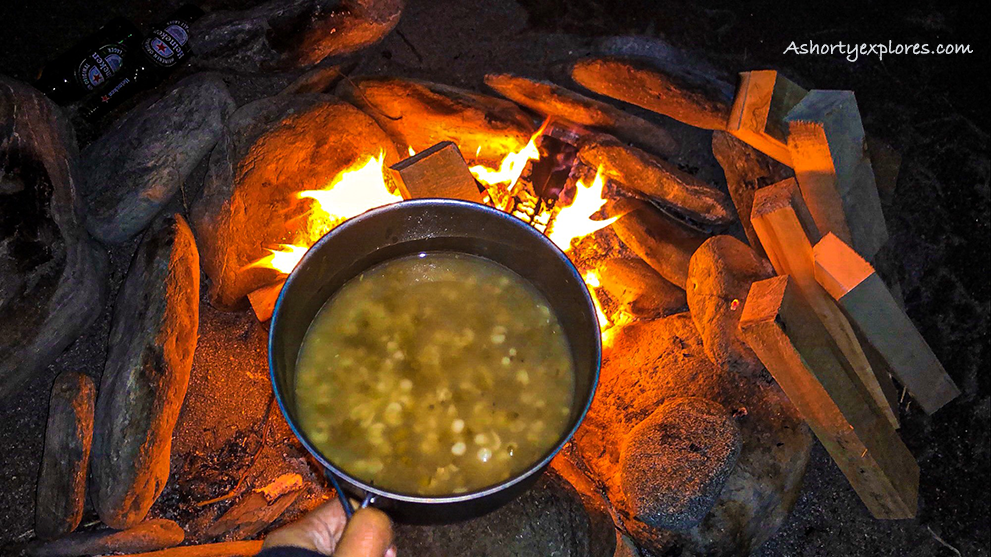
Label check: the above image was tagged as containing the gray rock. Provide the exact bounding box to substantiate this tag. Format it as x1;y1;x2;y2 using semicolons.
620;397;742;530
687;235;776;376
484;73;678;157
395;469;615;557
711;131;793;257
191;94;400;309
189;0;404;74
91;213;200;529
566;314;812;555
35;372;95;540
0;76;108;399
27;519;184;557
80;73;235;244
597;257;687;319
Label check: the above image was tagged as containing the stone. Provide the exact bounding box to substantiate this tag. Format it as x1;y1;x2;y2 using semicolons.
579;135;735;227
191;95;400;309
571;56;735;131
91;213;200;529
339;76;536;166
620;397;742;530
609;198;710;289
395;469;615;557
597;257;687;319
711;131;794;257
484;73;678;157
108;541;263;557
565;314;812;555
687;235;776;376
27;519;185;557
0;76;108;399
35;372;95;540
189;0;404;74
79;74;235;244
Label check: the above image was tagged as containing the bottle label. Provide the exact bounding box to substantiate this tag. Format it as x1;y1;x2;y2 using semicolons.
76;44;127;90
142;19;191;67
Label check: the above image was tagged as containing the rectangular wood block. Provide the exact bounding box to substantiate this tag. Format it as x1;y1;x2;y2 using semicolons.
813;233;960;413
739;275;919;519
388;141;481;201
728;70;809;166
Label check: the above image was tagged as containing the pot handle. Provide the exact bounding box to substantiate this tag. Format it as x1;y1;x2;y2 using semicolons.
324;469;379;518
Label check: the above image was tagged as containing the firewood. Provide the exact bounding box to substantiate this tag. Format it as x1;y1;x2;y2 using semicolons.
751;179;899;429
784;90;888;260
388;141;481;201
114;540;263;556
248;280;285;323
813;233;960;413
739;275;919;519
727;70;808;166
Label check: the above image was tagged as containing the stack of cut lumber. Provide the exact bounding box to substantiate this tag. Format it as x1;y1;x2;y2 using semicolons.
727;72;959;520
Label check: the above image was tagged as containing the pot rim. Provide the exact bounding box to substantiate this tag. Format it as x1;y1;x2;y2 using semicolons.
268;198;601;505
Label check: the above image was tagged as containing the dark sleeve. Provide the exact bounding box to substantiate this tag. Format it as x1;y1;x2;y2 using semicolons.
256;546;327;557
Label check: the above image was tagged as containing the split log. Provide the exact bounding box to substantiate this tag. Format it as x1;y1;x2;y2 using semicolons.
785;90;888;260
609;198;709;289
205;474;304;540
484;73;678;156
578;135;735;227
571;56;735;131
727;71;808;166
339;76;536;166
751;179;899;429
91;214;200;529
710;131;793;256
35;372;95;540
813;233;960;413
115;540;263;557
597;257;688;319
388;141;481;201
739;275;919;519
27;519;184;557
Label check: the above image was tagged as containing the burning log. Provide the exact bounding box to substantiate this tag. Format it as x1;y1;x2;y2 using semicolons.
687;236;776;377
620;397;741;530
91;214;200;529
80;74;235;244
483;73;679;157
189;0;404;73
35;372;95;540
596;258;688;319
0;76;108;400
739;275;919;519
785;90;888;260
388;141;481;201
710;131;794;257
727;70;809;166
27;519;185;557
192;95;400;309
571;56;736;131
813;233;960;413
609;198;710;289
338;76;536;166
578;135;735;227
751;179;899;429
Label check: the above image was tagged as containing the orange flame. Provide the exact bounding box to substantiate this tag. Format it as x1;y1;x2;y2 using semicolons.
547;167;617;252
247;244;309;275
298;150;403;224
468;121;547;194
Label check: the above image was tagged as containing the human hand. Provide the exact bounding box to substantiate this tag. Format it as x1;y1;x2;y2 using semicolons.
263;499;395;557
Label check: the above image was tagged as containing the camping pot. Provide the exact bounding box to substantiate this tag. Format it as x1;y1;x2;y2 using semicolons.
269;199;601;522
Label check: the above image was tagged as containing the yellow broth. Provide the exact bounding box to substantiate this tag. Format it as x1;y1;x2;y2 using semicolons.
295;252;575;496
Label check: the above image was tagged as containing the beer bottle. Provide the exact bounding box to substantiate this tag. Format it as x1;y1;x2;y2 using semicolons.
35;17;141;105
79;4;204;121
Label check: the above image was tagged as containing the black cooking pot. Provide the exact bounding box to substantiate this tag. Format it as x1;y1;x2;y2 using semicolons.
269;199;600;522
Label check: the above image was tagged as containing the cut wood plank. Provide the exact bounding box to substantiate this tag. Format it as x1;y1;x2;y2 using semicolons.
388;141;481;201
739;275;919;519
813;233;960;413
784;90;888;260
728;70;809;166
751;179;899;429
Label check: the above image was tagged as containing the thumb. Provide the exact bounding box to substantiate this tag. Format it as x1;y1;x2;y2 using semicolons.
334;507;395;557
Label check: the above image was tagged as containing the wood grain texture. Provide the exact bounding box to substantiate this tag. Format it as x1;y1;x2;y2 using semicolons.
727;71;808;166
388;141;481;202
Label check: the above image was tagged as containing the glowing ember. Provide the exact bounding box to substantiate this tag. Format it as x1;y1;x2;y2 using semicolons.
298;150;403;224
248;244;309;275
547;167;618;252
